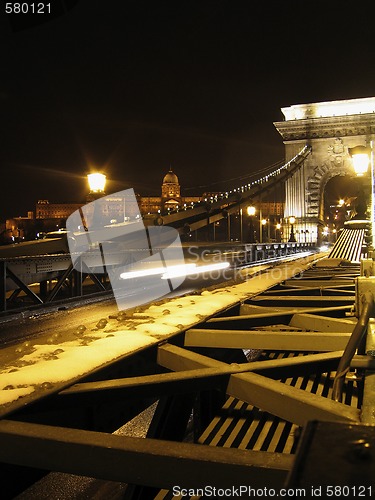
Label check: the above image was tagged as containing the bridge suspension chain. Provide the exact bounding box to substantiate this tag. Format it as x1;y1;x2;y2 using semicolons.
157;145;312;233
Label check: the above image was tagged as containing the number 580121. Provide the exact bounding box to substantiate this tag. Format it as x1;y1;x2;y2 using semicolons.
5;3;51;14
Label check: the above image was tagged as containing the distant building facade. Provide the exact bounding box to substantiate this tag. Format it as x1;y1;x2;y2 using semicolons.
34;169;202;221
35;200;82;220
4;168;285;242
258;202;284;216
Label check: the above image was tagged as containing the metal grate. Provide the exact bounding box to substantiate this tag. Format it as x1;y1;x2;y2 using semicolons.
328;228;365;263
155;349;361;500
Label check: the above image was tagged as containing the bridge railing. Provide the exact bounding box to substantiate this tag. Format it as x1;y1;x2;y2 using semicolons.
0;242;317;314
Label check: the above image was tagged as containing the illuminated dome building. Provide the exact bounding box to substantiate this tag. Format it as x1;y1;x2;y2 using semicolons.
161;168;181;211
139;167;202;215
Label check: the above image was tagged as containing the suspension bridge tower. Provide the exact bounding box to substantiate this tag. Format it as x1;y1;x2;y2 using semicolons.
274;97;375;244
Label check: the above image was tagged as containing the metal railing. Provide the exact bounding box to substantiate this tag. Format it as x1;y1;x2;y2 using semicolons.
0;242;316;313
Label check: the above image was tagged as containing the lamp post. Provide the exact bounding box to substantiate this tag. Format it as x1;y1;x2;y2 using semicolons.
276;222;281;242
348;144;374;253
247;205;256;243
240;208;243;242
288;216;296;243
261;218;267;243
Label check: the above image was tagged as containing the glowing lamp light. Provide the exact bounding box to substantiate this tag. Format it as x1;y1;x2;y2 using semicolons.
352;154;369;176
349;142;375;252
247;206;256;216
348;146;370;176
261;219;267;226
276;223;281;230
87;172;106;193
289;216;296;225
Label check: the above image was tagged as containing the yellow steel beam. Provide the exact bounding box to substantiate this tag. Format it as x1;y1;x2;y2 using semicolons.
0;419;292;489
158;344;360;426
185;329;351;352
290;313;356;332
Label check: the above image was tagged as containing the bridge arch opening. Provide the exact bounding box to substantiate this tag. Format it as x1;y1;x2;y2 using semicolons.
323;174;361;244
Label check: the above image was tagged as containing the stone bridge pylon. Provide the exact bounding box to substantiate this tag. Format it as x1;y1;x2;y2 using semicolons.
274;97;375;244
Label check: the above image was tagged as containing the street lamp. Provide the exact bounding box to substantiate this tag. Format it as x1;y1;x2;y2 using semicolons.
288;216;296;242
349;143;374;251
348;145;371;176
247;206;256;216
247;205;256;243
87;172;106;194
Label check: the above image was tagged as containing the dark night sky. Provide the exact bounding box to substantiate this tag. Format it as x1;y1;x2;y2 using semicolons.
1;0;375;220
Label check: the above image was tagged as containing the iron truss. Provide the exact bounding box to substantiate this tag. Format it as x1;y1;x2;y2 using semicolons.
0;242;314;314
0;256;373;498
